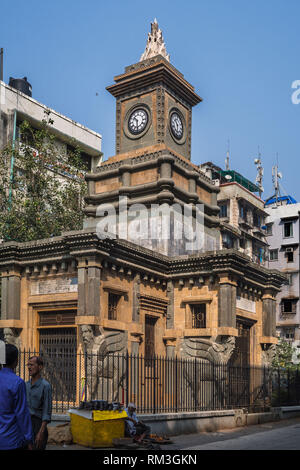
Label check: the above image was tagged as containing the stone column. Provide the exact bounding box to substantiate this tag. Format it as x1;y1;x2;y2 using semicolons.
77;257;101;318
160;162;172;179
218;275;237;328
77;259;87;316
121;170;131;187
87;258;101;317
132;274;140;322
262;291;276;338
1;266;21;320
166;280;174;329
187;171;199;195
159;154;173;180
1;274;8;319
166;342;176;358
131;340;139;356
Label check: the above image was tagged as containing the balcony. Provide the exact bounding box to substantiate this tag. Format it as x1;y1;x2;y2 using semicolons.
253;226;265;236
238;217;253;229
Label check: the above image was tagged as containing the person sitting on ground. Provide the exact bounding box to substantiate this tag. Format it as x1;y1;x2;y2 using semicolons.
124;403;151;443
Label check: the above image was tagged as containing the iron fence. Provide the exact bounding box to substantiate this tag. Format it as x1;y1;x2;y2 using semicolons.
15;350;300;414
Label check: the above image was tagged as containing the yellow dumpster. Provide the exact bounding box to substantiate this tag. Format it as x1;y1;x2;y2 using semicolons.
68;409;128;448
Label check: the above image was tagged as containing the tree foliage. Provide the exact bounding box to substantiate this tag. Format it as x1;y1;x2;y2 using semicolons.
272;338;300;369
0;112;88;242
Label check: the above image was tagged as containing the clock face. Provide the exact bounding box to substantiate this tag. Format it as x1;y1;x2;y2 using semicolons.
170;112;183;140
128;108;148;135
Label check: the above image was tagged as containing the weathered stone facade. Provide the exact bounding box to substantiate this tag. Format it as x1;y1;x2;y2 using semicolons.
0;234;285;365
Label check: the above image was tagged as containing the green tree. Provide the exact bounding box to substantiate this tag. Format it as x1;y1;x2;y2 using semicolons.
0;112;88;242
272;338;300;369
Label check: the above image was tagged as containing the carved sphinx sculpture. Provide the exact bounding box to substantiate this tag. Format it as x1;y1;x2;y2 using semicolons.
180;336;236;364
80;325;128;401
179;336;236;409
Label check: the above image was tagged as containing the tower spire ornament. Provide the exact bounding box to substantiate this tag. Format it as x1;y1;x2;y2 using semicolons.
140;19;170;62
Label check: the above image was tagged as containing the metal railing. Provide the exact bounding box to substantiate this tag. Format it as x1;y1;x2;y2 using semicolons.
15;350;300;414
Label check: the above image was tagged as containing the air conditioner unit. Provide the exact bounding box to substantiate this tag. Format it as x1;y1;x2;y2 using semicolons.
286;247;294;253
212;179;220;186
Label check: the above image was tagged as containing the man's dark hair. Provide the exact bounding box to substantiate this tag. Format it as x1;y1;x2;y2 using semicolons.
29;355;44;367
5;344;18;367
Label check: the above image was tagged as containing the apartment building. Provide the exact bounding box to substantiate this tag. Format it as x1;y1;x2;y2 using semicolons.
0;78;102;171
265;196;300;361
199;162;268;265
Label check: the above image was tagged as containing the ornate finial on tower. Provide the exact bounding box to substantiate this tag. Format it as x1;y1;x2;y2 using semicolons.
140;19;170;62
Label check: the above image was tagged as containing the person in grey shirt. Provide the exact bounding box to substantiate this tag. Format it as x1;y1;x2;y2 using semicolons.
26;356;52;450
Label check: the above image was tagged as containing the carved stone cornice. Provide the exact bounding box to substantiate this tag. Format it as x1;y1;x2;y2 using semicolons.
0;232;286;291
106;56;202;107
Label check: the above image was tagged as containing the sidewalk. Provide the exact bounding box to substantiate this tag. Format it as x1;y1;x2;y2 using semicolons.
46;416;300;450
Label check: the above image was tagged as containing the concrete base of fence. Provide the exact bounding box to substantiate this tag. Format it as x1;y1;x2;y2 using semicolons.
50;406;300;437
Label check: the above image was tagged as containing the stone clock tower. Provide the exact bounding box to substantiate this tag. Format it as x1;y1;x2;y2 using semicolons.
106;19;202;161
84;20;220;254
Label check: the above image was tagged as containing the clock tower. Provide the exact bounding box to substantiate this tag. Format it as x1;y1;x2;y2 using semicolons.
84;20;220;254
106;19;202;160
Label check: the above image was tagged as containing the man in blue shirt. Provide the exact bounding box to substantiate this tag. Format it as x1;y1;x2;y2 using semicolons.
0;344;33;450
26;356;52;450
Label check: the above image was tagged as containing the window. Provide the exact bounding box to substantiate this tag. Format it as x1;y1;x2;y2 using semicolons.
281;299;297;314
191;304;206;328
108;293;121;320
284;222;293;238
285;328;295;340
253;212;261;227
222;233;234;249
269;249;278;261
239;204;245;219
283;300;293;313
287;273;293;286
266;224;273;236
220;204;228;218
253;244;265;264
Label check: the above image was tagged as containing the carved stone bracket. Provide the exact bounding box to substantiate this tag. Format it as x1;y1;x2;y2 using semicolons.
163;336;176;347
130;332;143;344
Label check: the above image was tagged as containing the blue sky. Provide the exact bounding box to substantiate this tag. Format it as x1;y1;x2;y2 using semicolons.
1;0;300;200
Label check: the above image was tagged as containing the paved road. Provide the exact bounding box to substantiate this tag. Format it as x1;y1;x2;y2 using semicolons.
170;417;300;450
